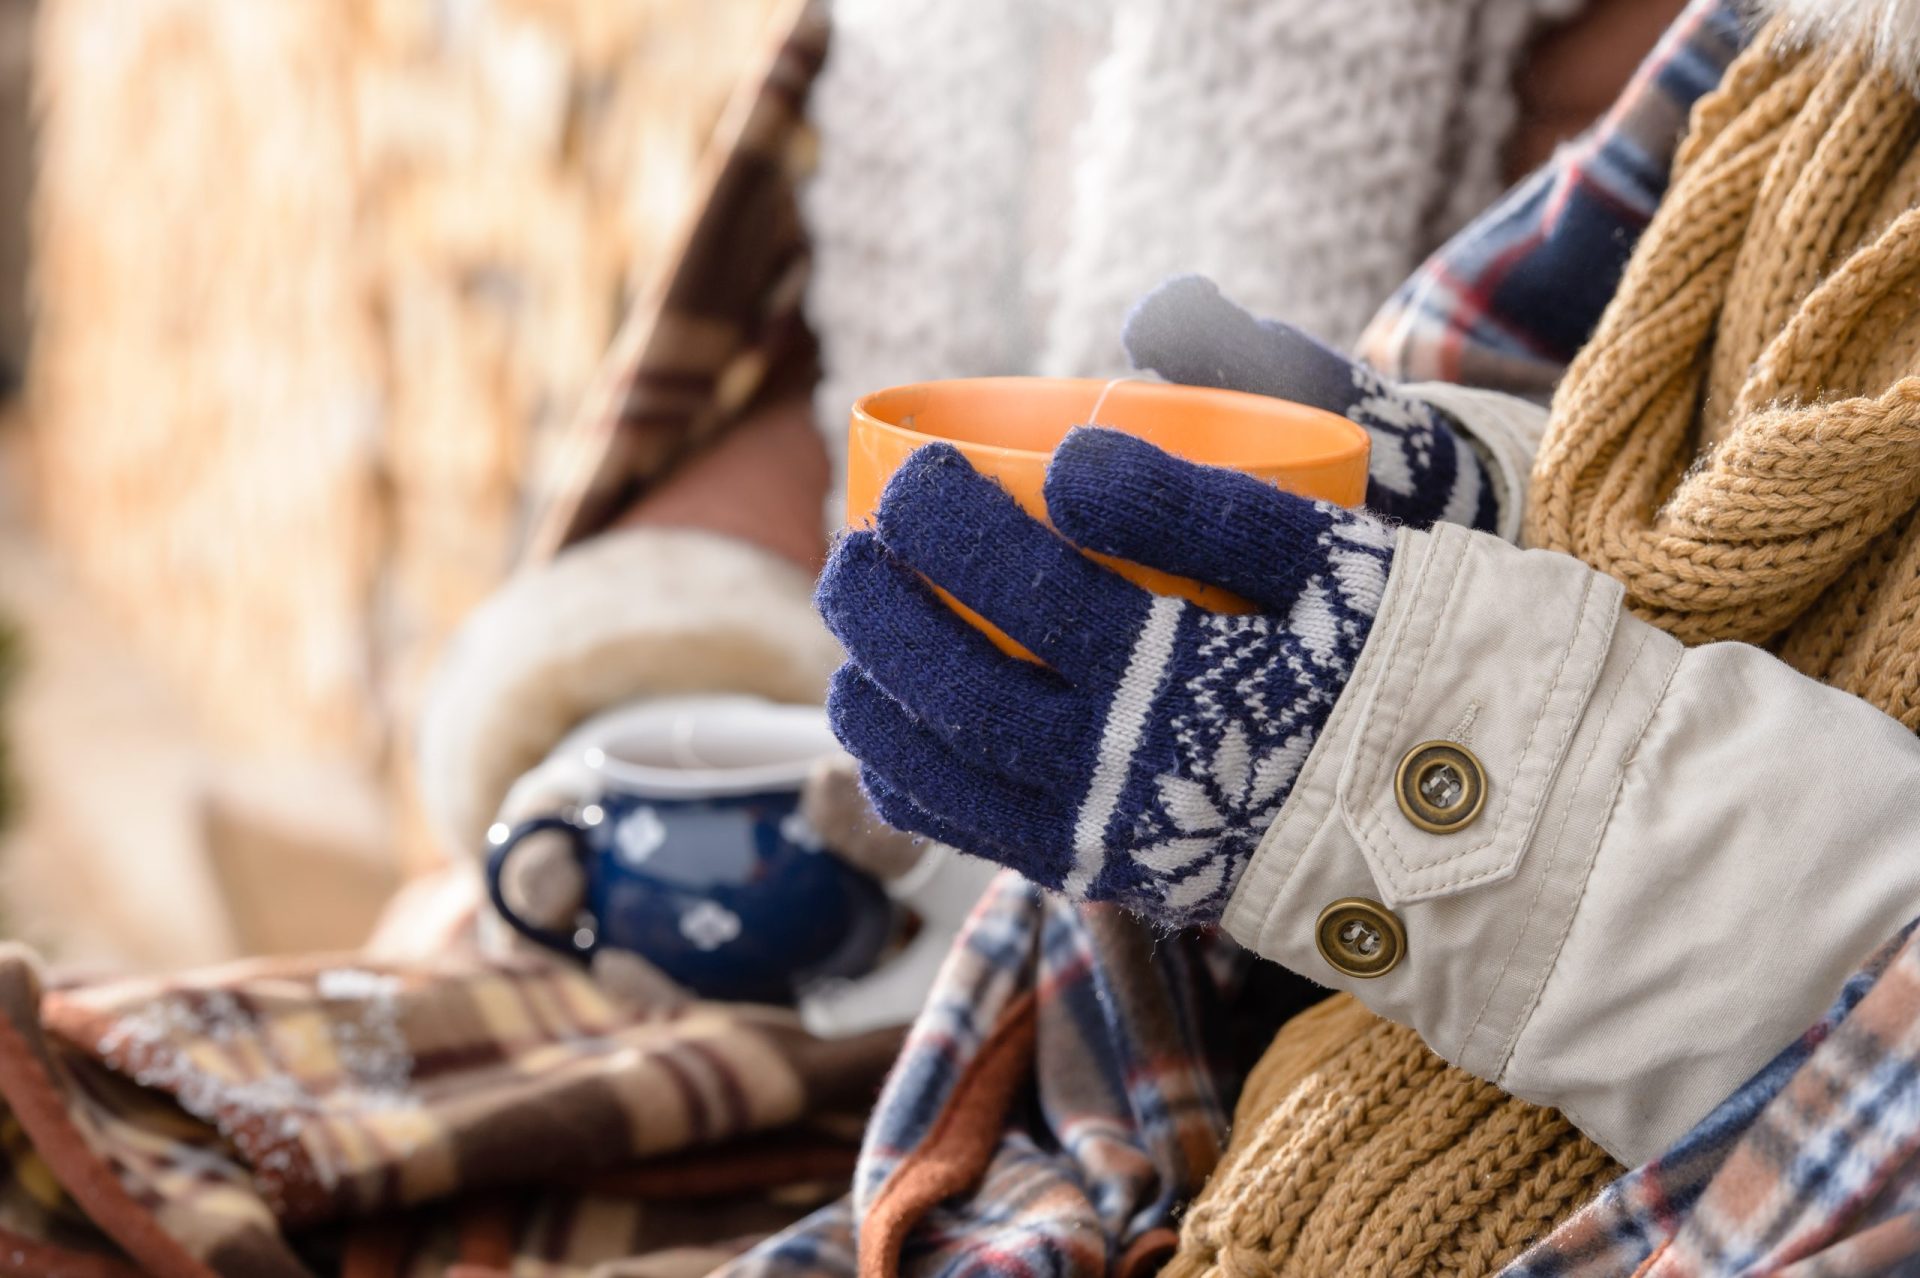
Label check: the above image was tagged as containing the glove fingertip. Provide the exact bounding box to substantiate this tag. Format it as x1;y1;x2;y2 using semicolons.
814;528;887;635
873;440;1020;555
1123;275;1271;389
824;662;887;754
856;768;947;851
877;440;983;510
1045;427;1363;617
1042;426;1162;553
1122;273;1227;350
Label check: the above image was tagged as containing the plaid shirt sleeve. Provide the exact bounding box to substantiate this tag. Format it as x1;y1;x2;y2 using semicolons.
1357;0;1751;399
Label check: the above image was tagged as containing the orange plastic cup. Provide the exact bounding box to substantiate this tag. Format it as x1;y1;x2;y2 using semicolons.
846;376;1370;659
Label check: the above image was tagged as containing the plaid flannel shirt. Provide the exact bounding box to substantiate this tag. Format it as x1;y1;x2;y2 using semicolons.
1369;1;1920;1271
1357;0;1748;397
1509;921;1920;1277
728;881;1920;1278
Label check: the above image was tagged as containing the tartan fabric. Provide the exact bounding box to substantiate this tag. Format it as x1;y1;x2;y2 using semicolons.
708;877;1920;1278
523;0;827;560
46;951;898;1229
719;871;1322;1278
1356;0;1750;398
0;928;898;1277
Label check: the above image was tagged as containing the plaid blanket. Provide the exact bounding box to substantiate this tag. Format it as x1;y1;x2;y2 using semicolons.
4;871;1919;1276
524;0;827;561
716;872;1316;1278
0;908;902;1277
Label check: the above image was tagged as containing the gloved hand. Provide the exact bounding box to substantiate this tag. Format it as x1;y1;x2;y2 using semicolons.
818;429;1395;928
1124;275;1501;533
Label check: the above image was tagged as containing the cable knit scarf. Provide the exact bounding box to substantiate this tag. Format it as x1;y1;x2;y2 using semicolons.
1530;13;1920;728
804;0;1582;508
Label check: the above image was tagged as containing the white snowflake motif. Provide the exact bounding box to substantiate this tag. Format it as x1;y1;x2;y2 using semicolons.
1099;535;1387;926
679;900;743;951
1117;610;1336;920
1134;719;1314;917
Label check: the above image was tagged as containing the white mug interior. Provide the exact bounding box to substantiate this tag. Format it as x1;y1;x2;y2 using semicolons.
550;694;840;799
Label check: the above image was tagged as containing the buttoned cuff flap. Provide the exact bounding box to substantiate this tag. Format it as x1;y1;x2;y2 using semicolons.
1333;522;1621;906
1224;517;1670;1103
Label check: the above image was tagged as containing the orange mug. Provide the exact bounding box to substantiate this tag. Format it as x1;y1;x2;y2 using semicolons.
846;376;1371;659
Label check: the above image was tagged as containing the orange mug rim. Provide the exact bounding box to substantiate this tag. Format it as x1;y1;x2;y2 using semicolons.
850;375;1371;472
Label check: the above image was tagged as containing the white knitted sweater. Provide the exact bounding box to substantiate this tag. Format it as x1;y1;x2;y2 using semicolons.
803;0;1583;505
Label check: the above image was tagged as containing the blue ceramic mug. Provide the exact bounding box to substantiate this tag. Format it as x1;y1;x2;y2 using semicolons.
485;696;894;1005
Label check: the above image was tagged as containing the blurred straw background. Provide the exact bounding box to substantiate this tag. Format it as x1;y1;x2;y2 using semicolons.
0;0;780;967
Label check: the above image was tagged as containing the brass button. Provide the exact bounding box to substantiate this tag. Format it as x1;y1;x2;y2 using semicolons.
1395;740;1486;833
1315;897;1406;978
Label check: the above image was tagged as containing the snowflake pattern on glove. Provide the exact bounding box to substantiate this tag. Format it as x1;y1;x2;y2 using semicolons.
1342;360;1498;532
818;431;1393;930
1085;519;1390;922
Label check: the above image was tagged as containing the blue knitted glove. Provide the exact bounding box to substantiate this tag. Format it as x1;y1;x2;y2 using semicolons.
1124;275;1501;533
817;430;1394;928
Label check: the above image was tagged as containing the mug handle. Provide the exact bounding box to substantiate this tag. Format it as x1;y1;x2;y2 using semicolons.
485;816;596;958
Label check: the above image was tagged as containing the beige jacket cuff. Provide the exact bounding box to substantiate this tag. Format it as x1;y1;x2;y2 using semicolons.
416;527;842;860
1401;382;1549;544
1221;521;1920;1166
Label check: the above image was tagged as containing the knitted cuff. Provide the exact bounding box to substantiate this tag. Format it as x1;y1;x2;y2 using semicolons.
1337;362;1503;533
1399;382;1550;544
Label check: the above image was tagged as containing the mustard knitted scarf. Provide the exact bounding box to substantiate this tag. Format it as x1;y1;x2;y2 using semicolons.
1530;19;1920;727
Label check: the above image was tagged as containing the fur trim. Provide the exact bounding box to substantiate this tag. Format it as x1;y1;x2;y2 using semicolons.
1758;0;1920;84
415;528;841;859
